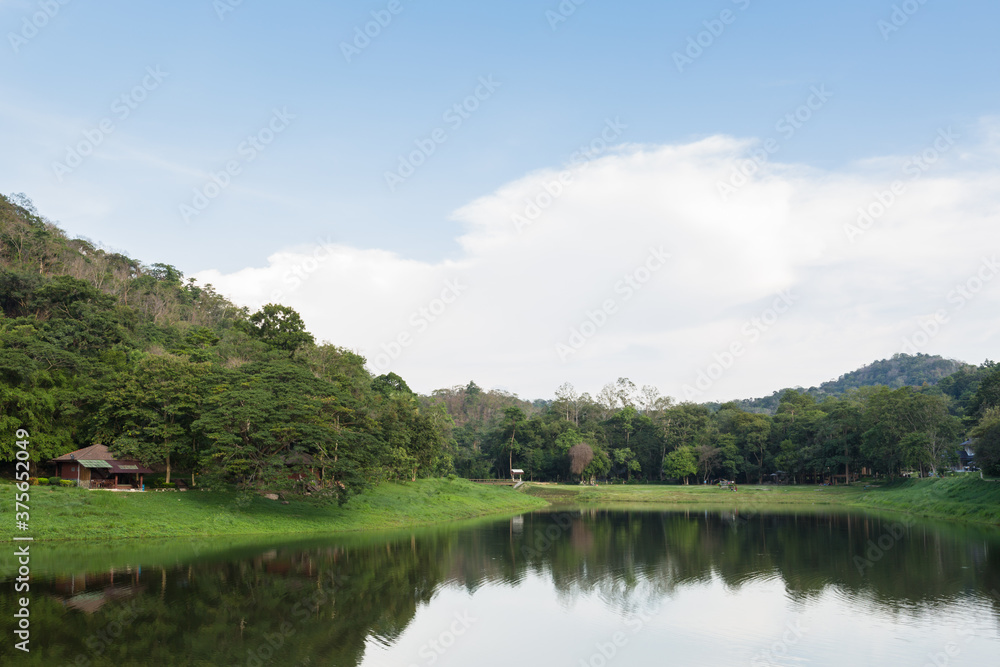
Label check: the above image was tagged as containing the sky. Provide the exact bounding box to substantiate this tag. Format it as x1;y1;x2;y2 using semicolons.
2;0;999;403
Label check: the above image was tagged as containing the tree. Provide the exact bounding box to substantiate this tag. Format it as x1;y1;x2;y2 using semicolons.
612;447;641;482
663;446;697;484
98;354;206;484
245;304;314;354
695;443;720;482
554;382;580;425
498;407;525;479
733;412;772;484
568;443;594;478
372;372;413;397
970;364;1000;418
970;407;1000;475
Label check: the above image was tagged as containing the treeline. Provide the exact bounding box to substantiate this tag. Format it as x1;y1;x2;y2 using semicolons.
428;369;1000;484
3;193;1000;492
0;194;451;502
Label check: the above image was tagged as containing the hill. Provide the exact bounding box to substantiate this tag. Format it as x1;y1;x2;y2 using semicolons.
0;193;455;503
736;354;977;413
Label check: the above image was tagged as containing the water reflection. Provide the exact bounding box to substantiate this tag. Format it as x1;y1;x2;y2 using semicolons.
1;508;999;666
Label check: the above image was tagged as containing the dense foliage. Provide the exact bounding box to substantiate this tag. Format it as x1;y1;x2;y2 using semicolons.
427;369;999;484
2;193;998;492
0;194;449;502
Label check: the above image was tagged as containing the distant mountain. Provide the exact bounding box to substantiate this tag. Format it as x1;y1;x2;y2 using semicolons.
736;353;975;413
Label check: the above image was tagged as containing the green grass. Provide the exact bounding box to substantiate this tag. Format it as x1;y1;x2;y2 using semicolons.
852;475;1000;524
524;482;863;505
5;476;997;545
525;478;1000;525
0;477;547;542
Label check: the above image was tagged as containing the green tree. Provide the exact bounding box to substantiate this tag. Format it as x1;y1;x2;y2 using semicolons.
663;445;697;484
244;304;314;354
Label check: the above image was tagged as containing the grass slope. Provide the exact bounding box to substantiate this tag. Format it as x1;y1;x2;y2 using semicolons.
525;482;863;506
525;477;1000;525
0;478;547;542
853;476;1000;524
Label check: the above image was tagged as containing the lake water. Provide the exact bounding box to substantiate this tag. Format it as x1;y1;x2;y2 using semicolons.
3;507;1000;666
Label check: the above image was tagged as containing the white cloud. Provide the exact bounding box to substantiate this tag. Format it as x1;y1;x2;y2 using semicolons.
193;124;1000;402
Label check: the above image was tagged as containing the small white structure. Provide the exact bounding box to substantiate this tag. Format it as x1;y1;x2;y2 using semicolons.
511;468;524;482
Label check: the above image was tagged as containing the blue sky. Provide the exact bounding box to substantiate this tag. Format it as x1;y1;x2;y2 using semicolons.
3;0;999;401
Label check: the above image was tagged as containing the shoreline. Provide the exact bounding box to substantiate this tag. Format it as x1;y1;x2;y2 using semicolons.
0;477;548;543
4;476;998;547
523;476;1000;526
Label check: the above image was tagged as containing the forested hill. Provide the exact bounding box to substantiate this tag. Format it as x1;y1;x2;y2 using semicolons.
0;193;453;502
737;354;975;413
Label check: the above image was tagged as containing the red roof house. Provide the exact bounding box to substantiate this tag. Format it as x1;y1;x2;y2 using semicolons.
50;444;153;490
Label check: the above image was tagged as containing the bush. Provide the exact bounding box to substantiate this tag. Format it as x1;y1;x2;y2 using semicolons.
30;477;45;485
159;482;176;489
48;477;62;486
60;480;75;487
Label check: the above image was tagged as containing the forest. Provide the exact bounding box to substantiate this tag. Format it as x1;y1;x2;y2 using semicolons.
2;192;1000;495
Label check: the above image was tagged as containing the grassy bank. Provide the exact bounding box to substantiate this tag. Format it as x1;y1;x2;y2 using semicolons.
0;477;547;542
525;477;1000;525
525;482;864;506
852;476;1000;524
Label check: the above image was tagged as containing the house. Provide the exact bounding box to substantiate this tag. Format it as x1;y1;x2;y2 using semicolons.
50;444;153;490
953;440;975;472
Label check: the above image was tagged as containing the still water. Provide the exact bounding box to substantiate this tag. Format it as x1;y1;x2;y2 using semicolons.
2;507;1000;666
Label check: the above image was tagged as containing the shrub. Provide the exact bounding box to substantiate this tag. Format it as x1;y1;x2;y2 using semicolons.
48;477;62;486
60;480;75;487
29;477;44;485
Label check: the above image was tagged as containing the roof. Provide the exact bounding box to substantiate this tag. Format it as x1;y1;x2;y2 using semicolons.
51;444;115;462
511;469;525;474
50;444;152;473
79;460;112;469
108;461;153;474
